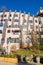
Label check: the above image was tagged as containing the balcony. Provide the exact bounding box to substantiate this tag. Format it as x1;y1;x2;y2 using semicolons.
12;25;20;30
7;37;21;43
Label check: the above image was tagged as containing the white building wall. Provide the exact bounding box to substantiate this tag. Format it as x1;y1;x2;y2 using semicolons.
0;11;40;51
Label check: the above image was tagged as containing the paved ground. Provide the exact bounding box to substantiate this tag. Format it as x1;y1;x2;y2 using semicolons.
0;61;43;65
0;61;16;65
0;61;36;65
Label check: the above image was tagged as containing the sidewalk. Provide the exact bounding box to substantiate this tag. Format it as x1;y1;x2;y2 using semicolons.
0;61;16;65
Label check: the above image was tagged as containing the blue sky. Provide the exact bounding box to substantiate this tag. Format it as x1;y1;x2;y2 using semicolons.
0;0;43;15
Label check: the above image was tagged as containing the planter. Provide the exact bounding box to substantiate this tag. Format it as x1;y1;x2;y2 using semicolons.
0;57;18;64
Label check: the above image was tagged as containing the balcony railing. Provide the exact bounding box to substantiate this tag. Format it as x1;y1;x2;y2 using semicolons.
7;38;21;43
12;25;20;28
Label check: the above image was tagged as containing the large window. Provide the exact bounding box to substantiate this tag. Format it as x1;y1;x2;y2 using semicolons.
7;37;15;43
26;37;31;43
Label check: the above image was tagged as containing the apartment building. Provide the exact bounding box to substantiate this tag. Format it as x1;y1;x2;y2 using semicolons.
0;7;43;53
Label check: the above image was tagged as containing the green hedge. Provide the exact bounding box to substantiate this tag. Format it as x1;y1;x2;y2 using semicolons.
0;54;17;58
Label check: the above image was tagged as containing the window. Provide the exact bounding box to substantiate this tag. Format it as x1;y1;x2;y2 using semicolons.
40;38;43;43
30;25;33;29
41;24;43;28
8;25;11;27
7;30;10;33
28;31;31;34
35;20;37;23
14;14;18;17
29;20;33;23
4;19;7;21
14;19;19;22
9;19;11;21
7;37;13;43
14;25;20;28
9;14;11;17
36;26;38;29
14;32;19;34
41;28;43;31
1;15;3;17
12;30;20;34
14;31;20;34
12;30;15;32
22;14;24;17
16;38;20;43
0;30;2;33
23;25;27;28
7;38;16;43
4;14;7;17
39;21;41;24
1;38;5;44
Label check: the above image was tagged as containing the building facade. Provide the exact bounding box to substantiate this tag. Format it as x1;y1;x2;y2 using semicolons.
0;7;43;53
